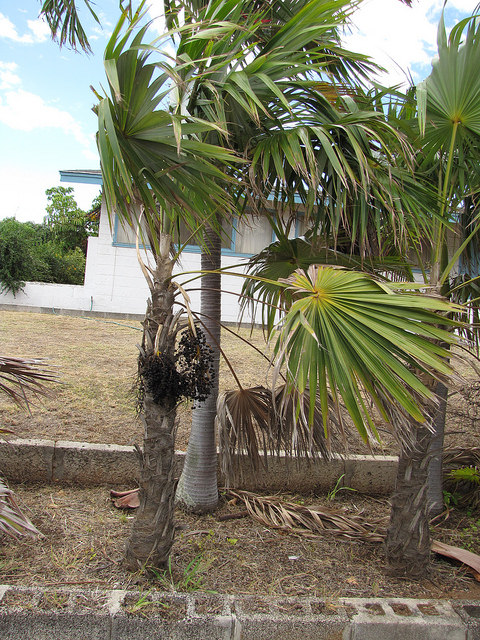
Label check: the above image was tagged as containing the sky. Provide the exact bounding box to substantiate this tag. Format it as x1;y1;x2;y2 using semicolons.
0;0;478;224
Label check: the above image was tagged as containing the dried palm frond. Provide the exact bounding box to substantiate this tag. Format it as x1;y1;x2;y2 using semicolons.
225;489;387;543
0;479;43;539
0;356;59;412
217;385;343;486
218;386;271;484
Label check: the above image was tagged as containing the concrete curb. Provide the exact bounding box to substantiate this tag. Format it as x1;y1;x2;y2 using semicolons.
0;438;399;494
0;586;477;639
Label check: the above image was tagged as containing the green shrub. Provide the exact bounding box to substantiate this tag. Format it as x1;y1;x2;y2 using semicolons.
0;219;86;293
0;218;43;295
36;242;86;285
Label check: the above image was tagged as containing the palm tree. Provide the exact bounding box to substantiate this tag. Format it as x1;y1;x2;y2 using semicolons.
413;12;480;516
41;0;466;576
269;266;460;577
168;0;434;513
93;5;242;569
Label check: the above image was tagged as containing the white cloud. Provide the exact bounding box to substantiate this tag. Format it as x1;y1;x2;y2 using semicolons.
148;1;167;35
0;62;21;90
343;0;441;86
448;0;479;10
343;0;480;87
0;89;96;162
26;18;50;43
0;12;49;44
0;89;81;138
0;166;100;223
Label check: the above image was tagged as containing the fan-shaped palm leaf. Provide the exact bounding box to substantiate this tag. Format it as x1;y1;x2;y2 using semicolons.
273;266;460;440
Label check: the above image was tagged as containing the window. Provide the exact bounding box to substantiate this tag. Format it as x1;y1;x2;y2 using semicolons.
112;211;304;255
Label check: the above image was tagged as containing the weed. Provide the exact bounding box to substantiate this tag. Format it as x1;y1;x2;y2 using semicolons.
443;489;459;509
125;589;165;616
149;554;214;592
327;475;357;501
460;519;480;552
40;590;69;610
447;466;480;485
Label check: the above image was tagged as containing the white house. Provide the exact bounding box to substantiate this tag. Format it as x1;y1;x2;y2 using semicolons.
0;169;303;323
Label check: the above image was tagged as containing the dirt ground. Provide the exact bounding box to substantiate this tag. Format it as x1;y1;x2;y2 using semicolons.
0;310;277;452
1;310;480;599
2;484;480;601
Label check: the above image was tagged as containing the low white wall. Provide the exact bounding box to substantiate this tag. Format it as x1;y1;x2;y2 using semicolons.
0;207;257;323
0;282;93;313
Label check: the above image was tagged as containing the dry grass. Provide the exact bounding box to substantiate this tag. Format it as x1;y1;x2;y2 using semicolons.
0;310;270;450
1;309;479;456
1;310;480;599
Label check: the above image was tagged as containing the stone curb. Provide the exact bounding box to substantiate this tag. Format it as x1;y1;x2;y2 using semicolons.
0;438;399;494
0;586;477;639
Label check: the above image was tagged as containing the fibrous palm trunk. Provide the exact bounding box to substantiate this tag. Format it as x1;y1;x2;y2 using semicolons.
176;221;221;512
386;415;433;577
125;239;179;570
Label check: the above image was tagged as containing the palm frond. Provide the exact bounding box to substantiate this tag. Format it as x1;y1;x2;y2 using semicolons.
225;489;387;543
0;479;43;539
40;0;100;52
273;266;461;439
217;384;341;486
0;356;59;412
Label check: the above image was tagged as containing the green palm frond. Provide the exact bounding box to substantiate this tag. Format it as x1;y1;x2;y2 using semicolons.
273;266;460;440
415;9;480;342
95;6;242;250
418;11;480;157
240;228;414;334
40;0;100;52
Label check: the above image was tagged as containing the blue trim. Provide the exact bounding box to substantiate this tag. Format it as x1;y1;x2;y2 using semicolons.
112;214;250;255
112;239;252;257
60;170;103;185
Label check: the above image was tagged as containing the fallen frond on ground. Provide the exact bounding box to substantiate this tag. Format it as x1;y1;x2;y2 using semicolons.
0;479;43;539
224;489;388;543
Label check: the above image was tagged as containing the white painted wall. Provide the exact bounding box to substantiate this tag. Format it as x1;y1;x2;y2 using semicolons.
0;201;257;323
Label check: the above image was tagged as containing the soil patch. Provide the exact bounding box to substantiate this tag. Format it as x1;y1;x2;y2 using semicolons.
1;484;480;601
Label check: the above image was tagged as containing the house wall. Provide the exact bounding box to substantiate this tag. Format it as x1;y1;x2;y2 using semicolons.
0;200;257;323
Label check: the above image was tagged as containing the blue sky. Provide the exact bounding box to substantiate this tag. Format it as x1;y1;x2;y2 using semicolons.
0;0;478;223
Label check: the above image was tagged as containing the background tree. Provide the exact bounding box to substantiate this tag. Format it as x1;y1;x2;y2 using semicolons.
0;219;44;295
44;186;99;255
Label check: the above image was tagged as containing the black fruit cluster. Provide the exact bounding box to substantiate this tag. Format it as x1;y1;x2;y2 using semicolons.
138;326;215;407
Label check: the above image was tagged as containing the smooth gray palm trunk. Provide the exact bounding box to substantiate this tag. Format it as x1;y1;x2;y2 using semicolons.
427;381;448;517
176;223;221;512
125;242;178;570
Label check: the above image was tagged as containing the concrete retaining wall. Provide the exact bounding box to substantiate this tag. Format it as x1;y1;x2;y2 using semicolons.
0;438;399;494
0;586;475;640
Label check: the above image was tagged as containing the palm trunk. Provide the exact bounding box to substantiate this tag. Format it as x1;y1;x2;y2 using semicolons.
125;238;179;570
176;221;221;513
386;415;433;577
427;381;448;516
